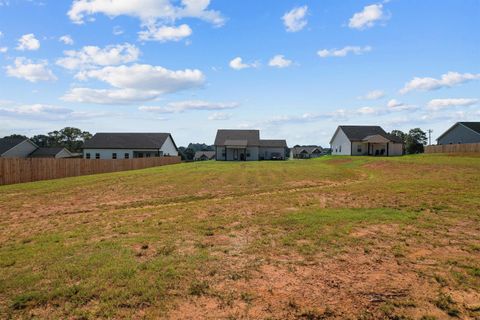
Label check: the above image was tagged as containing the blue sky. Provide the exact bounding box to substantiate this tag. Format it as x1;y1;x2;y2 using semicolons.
0;0;479;146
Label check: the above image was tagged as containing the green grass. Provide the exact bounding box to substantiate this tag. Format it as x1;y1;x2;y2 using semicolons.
0;154;479;318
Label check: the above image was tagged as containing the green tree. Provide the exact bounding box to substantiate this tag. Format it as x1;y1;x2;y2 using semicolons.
405;128;427;154
31;134;53;147
183;147;195;161
2;134;28;139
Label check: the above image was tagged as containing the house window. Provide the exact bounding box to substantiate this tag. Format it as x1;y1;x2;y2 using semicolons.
86;153;90;159
124;153;129;159
95;153;100;159
138;153;144;158
246;151;250;157
112;153;117;159
339;146;342;152
357;146;362;153
222;151;226;156
146;153;151;158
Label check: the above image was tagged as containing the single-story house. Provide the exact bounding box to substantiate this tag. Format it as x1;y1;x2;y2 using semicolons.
330;125;404;156
29;147;74;158
83;132;178;159
0;137;38;158
214;129;288;161
291;146;325;159
436;122;480;145
194;151;216;161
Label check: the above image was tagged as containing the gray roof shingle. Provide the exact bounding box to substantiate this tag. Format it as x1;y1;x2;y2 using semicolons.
259;139;288;148
214;130;287;148
194;151;216;159
29;147;67;157
214;130;260;146
0;137;29;155
334;126;403;143
83;133;174;149
460;122;480;134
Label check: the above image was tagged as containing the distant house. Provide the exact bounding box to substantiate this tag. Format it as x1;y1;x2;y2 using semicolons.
194;151;216;161
291;146;325;159
330;125;404;156
83;133;178;159
29;147;74;158
436;122;480;145
0;137;38;158
214;129;288;161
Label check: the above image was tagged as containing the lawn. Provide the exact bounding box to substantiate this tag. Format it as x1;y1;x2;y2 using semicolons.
0;154;479;319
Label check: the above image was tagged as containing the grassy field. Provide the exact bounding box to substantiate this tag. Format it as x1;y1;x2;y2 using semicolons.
0;154;479;319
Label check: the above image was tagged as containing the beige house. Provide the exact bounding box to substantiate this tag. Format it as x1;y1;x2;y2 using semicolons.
330;125;404;156
214;129;288;161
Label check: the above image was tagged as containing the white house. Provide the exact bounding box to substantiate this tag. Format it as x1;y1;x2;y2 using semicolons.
436;122;480;145
330;125;404;156
214;129;288;161
83;133;178;159
0;137;38;158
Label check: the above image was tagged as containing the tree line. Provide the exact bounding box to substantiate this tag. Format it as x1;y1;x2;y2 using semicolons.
2;127;92;153
389;128;428;154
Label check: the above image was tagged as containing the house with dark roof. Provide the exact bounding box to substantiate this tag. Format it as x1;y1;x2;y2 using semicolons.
214;129;287;161
194;151;216;161
291;146;325;159
0;137;38;158
330;125;404;156
436;122;480;145
29;147;74;158
83;133;178;159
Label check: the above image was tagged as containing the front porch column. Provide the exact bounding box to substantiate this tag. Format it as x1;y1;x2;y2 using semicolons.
387;143;389;157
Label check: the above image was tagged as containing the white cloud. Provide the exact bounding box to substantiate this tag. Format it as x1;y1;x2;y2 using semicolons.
5;58;57;82
68;0;225;26
356;106;378;115
268;55;292;68
139;100;238;113
208;112;231;120
63;64;205;104
59;35;74;45
359;90;385;100
400;72;480;94
138;24;192;42
56;43;140;70
113;26;124;35
427;98;479;111
0;103;105;121
16;33;40;51
386;99;417;111
282;5;308;32
0;47;7;53
62;88;159;105
318;46;371;58
348;4;387;30
229;57;258;70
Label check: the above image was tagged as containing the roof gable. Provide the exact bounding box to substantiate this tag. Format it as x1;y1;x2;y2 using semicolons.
214;130;260;146
29;147;71;157
460;122;480;135
331;126;403;143
0;137;31;155
259;139;287;148
83;133;172;149
437;122;480;141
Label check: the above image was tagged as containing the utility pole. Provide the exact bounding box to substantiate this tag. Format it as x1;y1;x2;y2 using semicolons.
428;129;433;145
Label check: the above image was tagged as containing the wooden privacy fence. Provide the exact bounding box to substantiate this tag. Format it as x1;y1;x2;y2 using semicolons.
425;143;480;154
0;156;181;186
